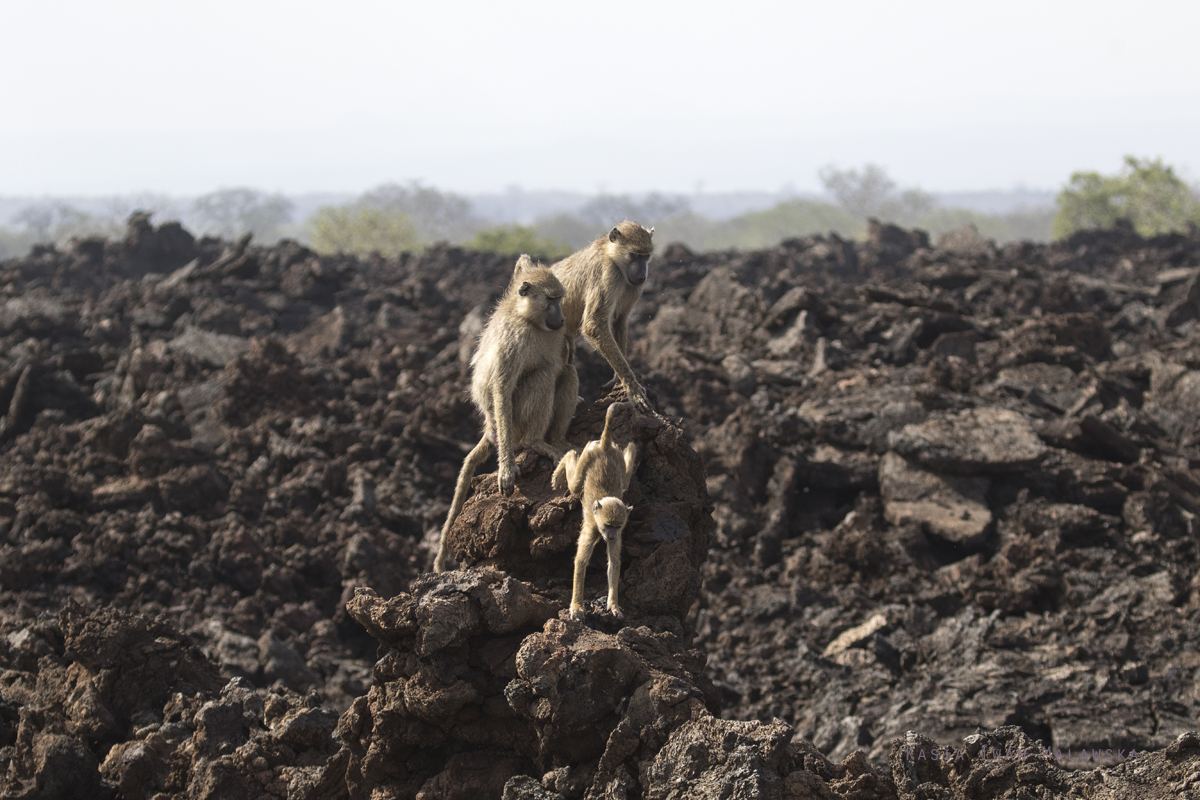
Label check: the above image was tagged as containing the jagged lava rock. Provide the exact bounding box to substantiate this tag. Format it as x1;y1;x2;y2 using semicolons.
887;406;1046;473
878;451;992;549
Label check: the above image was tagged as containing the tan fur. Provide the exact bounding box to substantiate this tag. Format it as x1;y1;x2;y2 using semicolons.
434;255;570;572
551;402;638;619
548;220;655;441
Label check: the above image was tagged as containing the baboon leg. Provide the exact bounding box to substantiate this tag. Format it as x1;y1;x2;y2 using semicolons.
529;438;568;462
434;437;492;573
568;448;596;496
552;449;580;493
622;443;638;494
547;360;579;448
570;523;600;620
605;532;623;619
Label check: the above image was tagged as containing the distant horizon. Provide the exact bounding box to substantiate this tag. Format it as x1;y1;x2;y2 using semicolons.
0;185;1061;231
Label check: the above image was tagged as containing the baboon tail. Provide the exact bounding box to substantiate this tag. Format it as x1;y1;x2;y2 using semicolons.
433;436;493;572
601;401;631;448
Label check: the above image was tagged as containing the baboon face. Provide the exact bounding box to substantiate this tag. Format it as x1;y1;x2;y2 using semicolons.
626;253;649;286
606;221;654;287
513;255;566;331
517;279;565;331
594;497;630;540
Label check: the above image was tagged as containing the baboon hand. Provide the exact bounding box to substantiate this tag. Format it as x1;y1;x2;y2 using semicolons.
608;604;624;620
569;604;586;622
498;462;519;495
626;382;652;414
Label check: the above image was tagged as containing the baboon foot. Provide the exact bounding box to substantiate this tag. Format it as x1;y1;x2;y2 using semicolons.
498;462;519;495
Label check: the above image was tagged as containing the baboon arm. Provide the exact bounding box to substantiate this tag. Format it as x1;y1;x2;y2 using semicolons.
605;533;623;618
614;313;629;357
570;523;600;619
547;360;579;448
582;315;649;413
491;383;518;494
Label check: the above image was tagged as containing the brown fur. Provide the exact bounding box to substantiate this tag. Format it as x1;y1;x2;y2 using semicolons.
548;220;655;442
434;255;570;572
551;402;638;619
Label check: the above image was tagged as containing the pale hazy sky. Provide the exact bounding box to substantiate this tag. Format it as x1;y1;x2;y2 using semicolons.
2;0;1198;195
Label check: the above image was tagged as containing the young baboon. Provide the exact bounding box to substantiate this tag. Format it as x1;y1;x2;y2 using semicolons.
552;402;638;619
548;221;655;442
434;255;571;573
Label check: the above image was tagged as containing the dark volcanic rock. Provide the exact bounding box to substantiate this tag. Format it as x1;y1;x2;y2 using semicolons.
2;215;1200;797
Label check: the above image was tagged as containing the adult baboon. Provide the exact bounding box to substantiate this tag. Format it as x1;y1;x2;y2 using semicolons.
548;221;655;443
434;255;569;573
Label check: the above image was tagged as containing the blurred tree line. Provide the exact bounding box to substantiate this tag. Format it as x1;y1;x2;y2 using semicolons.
2;158;1195;261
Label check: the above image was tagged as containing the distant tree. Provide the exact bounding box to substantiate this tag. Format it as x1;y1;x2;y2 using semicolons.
357;182;480;243
1053;156;1200;238
308;206;417;256
819;163;933;223
820;163;894;219
464;224;571;260
191;188;294;242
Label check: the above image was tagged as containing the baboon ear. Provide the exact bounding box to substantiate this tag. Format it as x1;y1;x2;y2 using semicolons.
648;226;654;235
608;227;621;243
518;281;533;297
593;500;602;512
626;504;634;513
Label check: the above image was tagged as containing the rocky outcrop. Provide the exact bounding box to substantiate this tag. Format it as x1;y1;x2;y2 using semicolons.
437;397;712;628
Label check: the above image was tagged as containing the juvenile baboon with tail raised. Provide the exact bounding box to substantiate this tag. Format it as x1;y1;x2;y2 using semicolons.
552;401;638;619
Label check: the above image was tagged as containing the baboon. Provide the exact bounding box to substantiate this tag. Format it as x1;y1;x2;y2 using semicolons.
552;402;638;619
548;221;655;443
434;255;571;573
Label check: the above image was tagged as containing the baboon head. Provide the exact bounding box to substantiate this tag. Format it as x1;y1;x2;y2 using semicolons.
605;220;655;287
512;254;565;331
593;496;632;541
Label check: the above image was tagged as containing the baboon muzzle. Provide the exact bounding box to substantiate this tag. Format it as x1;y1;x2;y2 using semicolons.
628;259;648;286
546;305;564;330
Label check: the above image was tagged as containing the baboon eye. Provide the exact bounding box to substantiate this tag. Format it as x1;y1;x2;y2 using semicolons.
518;282;532;297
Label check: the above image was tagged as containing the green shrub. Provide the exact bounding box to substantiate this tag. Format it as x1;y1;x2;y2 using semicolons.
465;224;571;260
1053;156;1200;239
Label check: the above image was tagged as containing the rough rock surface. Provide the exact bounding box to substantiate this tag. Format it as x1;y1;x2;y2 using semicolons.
1;218;1199;797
